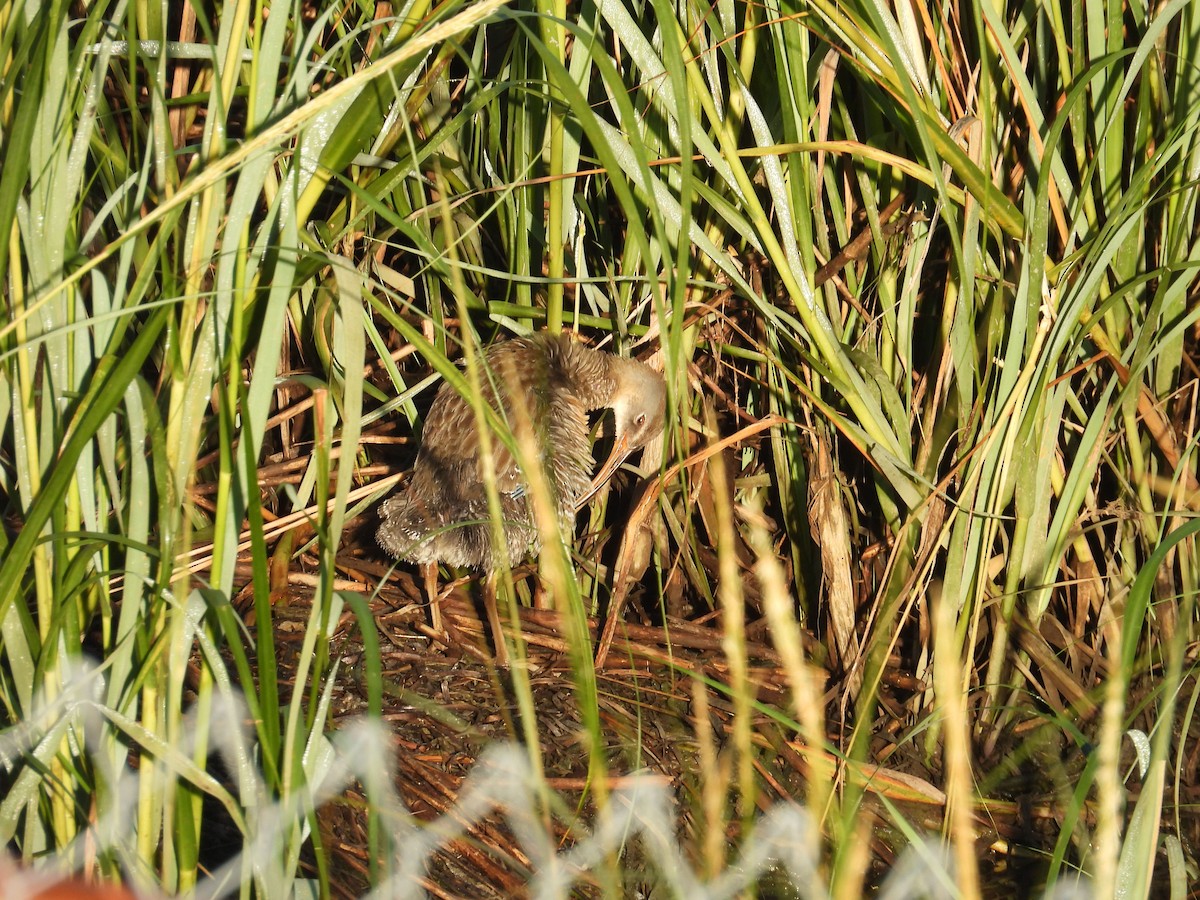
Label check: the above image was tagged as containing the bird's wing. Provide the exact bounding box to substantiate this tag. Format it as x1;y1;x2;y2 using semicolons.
417;334;616;502
417;352;526;497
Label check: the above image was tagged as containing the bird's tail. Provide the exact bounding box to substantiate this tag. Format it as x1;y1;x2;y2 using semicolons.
378;484;540;570
377;489;443;562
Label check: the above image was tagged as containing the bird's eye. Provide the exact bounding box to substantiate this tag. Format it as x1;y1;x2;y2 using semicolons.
635;413;646;427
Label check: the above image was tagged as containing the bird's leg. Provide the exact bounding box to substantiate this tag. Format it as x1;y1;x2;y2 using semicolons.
482;574;509;667
422;562;444;634
531;576;550;610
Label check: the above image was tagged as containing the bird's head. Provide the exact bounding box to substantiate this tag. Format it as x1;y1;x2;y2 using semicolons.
608;355;667;453
576;355;666;508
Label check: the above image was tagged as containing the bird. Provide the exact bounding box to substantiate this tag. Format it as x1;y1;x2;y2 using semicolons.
377;331;666;662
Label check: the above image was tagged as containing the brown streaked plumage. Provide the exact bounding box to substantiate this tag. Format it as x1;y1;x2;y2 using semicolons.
378;332;666;655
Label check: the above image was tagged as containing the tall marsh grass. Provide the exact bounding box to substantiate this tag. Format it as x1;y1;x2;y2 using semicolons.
1;0;1198;895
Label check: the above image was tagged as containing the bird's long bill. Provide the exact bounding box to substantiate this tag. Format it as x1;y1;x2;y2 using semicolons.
575;434;632;510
